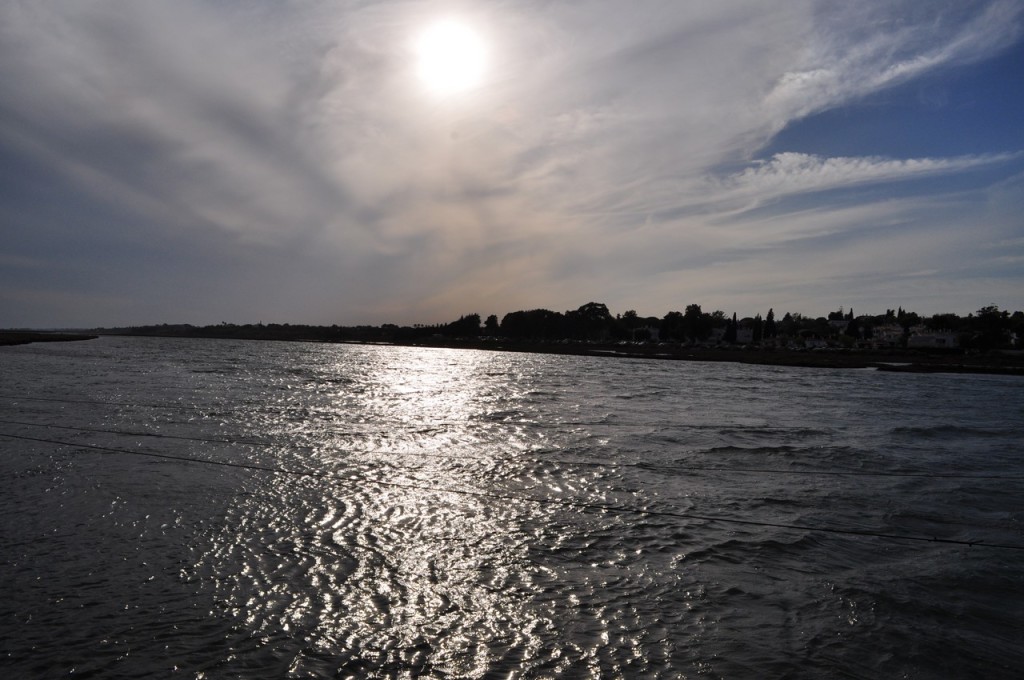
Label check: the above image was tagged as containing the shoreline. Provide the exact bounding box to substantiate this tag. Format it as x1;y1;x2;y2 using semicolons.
400;338;1024;376
57;331;1024;376
0;332;99;347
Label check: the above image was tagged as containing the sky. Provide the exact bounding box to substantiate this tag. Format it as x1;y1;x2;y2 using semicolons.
2;0;1023;328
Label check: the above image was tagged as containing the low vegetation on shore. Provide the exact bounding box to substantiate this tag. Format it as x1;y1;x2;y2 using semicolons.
94;302;1021;350
0;331;98;347
80;302;1024;375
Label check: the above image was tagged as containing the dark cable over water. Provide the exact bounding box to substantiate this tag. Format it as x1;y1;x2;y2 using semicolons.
3;430;1021;551
2;416;1018;481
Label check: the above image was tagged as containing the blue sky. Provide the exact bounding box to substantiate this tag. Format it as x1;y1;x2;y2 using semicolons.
2;0;1023;328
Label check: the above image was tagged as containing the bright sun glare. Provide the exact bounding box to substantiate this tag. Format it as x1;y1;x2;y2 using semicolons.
415;20;487;95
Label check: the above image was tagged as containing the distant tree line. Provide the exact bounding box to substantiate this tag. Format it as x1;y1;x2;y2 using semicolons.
97;303;1023;351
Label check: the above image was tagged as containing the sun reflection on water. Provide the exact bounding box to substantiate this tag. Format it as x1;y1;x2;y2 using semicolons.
203;345;557;677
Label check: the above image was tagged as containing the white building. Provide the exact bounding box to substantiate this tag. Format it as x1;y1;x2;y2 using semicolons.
908;332;959;349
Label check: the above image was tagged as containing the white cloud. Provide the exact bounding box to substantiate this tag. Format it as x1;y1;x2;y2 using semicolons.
762;0;1024;129
1;0;1022;325
710;151;1018;211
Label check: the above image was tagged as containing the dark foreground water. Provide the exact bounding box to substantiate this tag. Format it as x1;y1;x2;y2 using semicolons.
1;336;1022;679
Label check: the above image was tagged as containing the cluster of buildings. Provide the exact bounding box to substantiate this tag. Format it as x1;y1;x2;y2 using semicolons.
633;321;964;350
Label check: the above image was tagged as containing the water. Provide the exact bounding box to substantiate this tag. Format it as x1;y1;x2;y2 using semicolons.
1;336;1022;678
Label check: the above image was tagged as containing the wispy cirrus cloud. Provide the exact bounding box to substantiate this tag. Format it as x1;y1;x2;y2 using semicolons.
709;151;1019;210
761;0;1024;129
1;0;1022;326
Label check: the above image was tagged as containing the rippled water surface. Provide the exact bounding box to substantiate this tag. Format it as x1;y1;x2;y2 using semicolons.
2;336;1023;678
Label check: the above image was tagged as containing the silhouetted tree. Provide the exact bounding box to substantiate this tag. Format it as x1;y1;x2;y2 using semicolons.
443;314;481;337
752;314;764;344
924;313;961;331
619;309;639;340
500;309;565;340
779;312;798;337
972;305;1011;349
895;307;920;329
483;314;500;335
565;302;614;341
682;304;713;342
724;313;738;343
660;311;685;342
764;308;777;339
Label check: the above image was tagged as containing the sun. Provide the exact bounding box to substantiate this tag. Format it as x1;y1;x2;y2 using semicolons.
414;20;487;95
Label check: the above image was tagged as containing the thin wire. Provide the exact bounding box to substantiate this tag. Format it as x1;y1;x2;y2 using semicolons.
1;417;1018;482
0;393;469;422
0;394;719;430
0;394;534;431
0;393;380;421
1;431;1021;551
0;418;300;449
0;393;218;412
0;418;466;463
